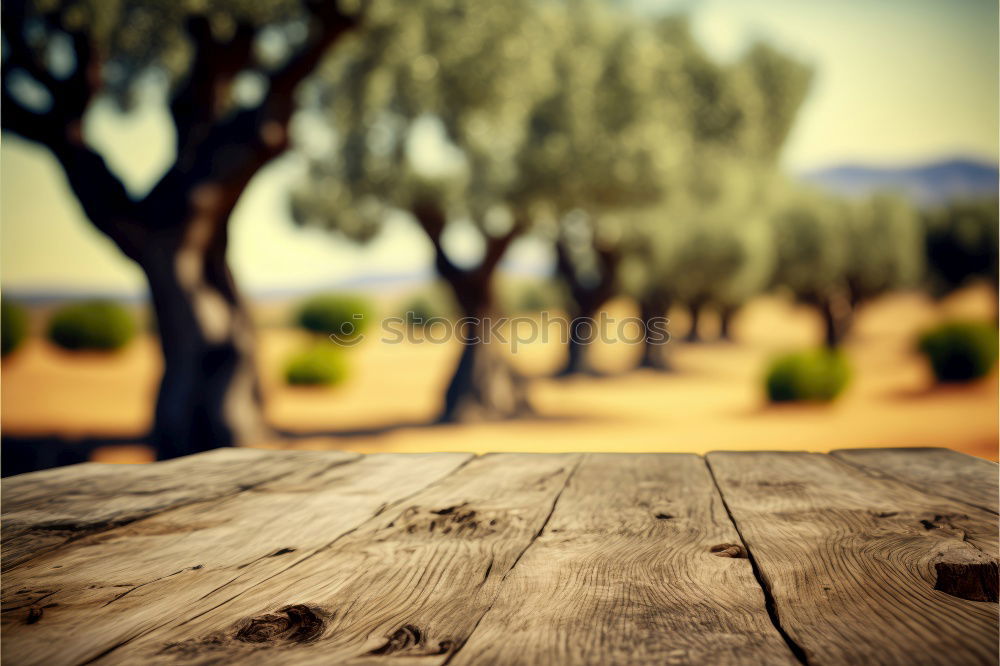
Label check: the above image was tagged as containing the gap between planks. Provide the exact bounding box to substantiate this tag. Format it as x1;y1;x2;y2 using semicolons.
705;451;999;666
704;458;810;666
1;450;362;573
3;452;476;665
100;454;582;665
5;450;995;666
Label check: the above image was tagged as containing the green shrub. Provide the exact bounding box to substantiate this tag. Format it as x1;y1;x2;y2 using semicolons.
917;321;998;383
1;299;29;356
765;349;851;403
48;301;135;351
401;296;440;326
295;293;371;343
284;344;349;386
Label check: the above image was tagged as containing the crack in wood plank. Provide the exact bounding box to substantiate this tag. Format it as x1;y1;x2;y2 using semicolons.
2;453;472;666
446;454;799;665
5;451;997;665
831;448;999;515
706;457;811;665
95;453;579;665
170;457;484;630
441;456;581;666
707;451;999;665
2;450;361;573
102;565;205;607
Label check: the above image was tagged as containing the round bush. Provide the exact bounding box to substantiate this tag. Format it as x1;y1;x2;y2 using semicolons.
1;299;29;356
295;294;371;343
48;301;135;351
284;345;349;386
401;296;440;326
917;321;998;383
765;349;851;403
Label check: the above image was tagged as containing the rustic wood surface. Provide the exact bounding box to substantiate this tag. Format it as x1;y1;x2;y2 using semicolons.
707;451;998;666
830;447;1000;514
2;448;997;665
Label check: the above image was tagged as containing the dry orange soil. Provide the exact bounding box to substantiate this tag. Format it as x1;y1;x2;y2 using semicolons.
2;288;996;463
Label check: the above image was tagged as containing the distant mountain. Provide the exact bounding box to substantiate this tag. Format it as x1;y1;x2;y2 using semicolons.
798;158;998;206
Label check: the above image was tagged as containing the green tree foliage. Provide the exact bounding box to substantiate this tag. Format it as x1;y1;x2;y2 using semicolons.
765;348;851;403
844;193;923;307
533;7;690;373
770;188;923;347
292;0;569;419
48;301;135;351
918;321;999;383
1;299;30;357
922;199;999;299
625;27;812;353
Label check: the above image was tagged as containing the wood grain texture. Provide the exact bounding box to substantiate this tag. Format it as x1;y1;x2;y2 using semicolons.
2;448;358;572
449;453;798;665
707;451;999;666
99;453;580;665
831;447;999;514
2;452;471;666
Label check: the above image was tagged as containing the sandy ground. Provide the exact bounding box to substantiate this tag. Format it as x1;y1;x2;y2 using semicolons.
1;287;997;463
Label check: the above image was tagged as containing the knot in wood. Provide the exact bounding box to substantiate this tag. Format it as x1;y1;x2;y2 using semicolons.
710;543;747;558
234;604;325;644
934;557;999;603
369;624;423;655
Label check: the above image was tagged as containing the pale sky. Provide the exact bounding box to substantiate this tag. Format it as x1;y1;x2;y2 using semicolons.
2;0;997;294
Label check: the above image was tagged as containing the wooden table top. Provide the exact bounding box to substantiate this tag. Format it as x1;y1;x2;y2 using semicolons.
2;448;997;665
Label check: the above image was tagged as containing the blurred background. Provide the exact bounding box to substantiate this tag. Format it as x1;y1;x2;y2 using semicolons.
1;0;997;474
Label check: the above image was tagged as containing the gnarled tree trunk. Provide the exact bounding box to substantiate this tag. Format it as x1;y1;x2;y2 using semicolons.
637;294;673;371
1;4;356;459
818;290;854;348
140;214;267;459
414;203;531;423
558;301;607;377
554;239;619;377
718;304;737;342
685;301;704;343
442;306;532;423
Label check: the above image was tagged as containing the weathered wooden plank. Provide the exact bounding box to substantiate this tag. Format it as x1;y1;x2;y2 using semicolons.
707;451;999;666
98;453;580;665
449;453;798;665
832;447;999;514
1;452;471;666
2;448;358;572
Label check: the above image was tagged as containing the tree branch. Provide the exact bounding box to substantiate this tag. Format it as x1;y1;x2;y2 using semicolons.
153;2;358;216
479;217;525;278
0;80;58;144
1;2;61;94
413;201;464;284
171;16;256;162
555;233;619;314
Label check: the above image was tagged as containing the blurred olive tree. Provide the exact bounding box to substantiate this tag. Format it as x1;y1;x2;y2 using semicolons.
1;0;360;457
622;28;812;366
292;0;570;420
922;199;999;304
527;4;689;375
770;189;922;347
